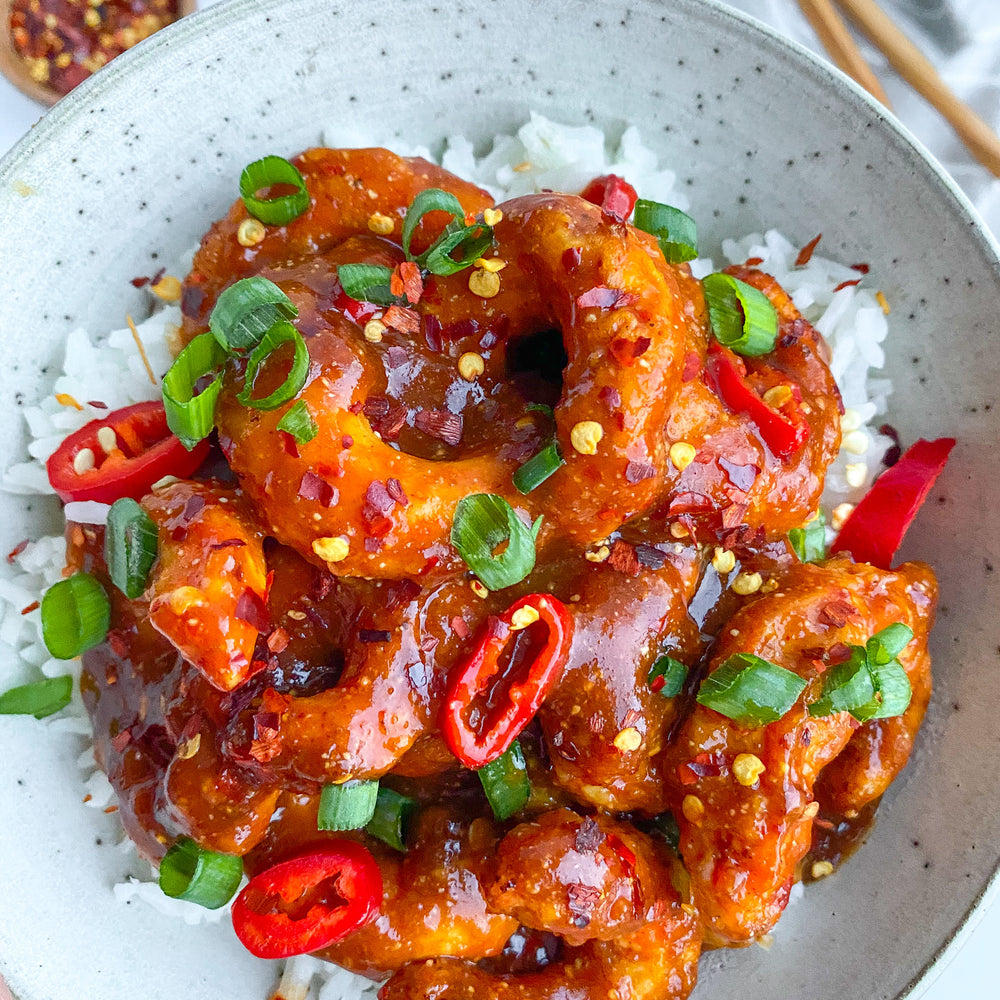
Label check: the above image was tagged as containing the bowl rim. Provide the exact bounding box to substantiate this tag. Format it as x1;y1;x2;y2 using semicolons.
1;1;999;997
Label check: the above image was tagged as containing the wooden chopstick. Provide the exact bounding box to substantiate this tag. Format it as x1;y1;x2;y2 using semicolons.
797;0;892;107
833;0;1000;177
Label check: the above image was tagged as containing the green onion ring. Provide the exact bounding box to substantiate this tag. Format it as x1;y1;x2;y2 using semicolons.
647;654;688;698
696;652;807;728
513;441;565;495
633;199;699;263
451;493;542;591
364;787;417;852
317;779;380;832
158;837;244;910
40;573;111;660
162;332;228;450
209;276;298;353
239;155;310;226
235;321;309;411
703;272;779;357
401;188;468;259
336;263;397;305
105;498;158;600
275;400;318;445
478;739;531;821
418;221;495;276
0;675;73;719
788;513;826;563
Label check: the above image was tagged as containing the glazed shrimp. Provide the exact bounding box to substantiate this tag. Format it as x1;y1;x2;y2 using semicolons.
143;480;269;692
666;557;938;945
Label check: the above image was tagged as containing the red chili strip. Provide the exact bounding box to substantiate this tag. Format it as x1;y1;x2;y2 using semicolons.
831;437;955;568
231;842;382;959
580;174;639;221
45;400;209;503
441;593;573;769
795;233;822;266
704;342;809;460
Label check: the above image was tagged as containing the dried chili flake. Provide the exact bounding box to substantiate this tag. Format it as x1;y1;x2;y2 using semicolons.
87;400;109;410
298;471;339;508
442;317;480;343
309;570;334;602
130;267;165;290
609;335;651;367
383;304;420;334
795;233;822;266
249;710;282;763
386;579;421;612
745;256;764;267
718;457;759;492
598;386;622;410
567;883;602;923
879;423;902;467
363;480;395;518
608;540;641;578
827;642;853;665
624;460;656;484
682;351;701;382
668;491;714;516
778;317;810;348
107;629;129;658
414;409;463;446
111;727;133;754
385;477;409;507
574;817;605;853
363;536;384;553
20;600;40;615
576;286;637;311
266;628;290;654
180;495;206;523
833;278;862;293
341;435;354;449
235;589;270;633
450;616;471;640
419;636;440;654
562;247;583;272
398;261;424;304
278;431;299;458
386;345;409;369
423;313;443;352
851;263;871;274
6;539;28;564
366;515;394;538
818;599;859;628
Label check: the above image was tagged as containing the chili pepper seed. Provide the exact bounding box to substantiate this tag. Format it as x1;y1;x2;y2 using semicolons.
570;421;604;455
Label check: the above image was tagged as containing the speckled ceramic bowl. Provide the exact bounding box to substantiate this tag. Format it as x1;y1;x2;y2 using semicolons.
1;1;998;999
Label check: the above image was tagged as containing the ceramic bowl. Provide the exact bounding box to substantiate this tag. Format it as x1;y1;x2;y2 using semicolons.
1;1;998;999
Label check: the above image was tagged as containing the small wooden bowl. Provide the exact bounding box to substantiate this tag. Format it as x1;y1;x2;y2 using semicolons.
0;0;196;106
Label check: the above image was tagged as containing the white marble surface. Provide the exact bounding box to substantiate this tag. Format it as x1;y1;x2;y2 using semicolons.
1;1;997;998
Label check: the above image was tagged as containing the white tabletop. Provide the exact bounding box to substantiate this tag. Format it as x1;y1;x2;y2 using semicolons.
1;1;998;997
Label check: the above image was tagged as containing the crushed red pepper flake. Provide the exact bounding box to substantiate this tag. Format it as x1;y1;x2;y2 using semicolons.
682;351;701;382
419;635;440;654
609;335;651;367
235;589;270;633
7;539;29;564
298;471;339;508
574;816;605;853
383;304;420;334
795;233;823;266
266;628;290;654
20;601;40;615
833;278;862;292
111;727;133;754
608;539;641;578
818;599;859;628
398;261;424;304
624;460;656;484
744;256;764;266
598;385;622;410
851;263;871;274
562;247;583;272
386;345;409;369
450;616;471;640
385;477;409;507
414;409;463;446
577;286;637;311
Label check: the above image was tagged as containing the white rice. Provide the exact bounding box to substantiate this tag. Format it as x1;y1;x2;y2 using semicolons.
0;113;894;1000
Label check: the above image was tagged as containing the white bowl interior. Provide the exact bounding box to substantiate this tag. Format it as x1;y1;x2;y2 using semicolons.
1;2;999;999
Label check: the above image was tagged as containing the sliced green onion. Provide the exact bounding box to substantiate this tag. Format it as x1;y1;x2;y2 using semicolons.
0;675;73;719
513;441;564;495
317;779;380;832
703;272;779;357
209;276;298;353
867;622;914;665
633;199;698;263
648;654;688;698
418;221;494;276
788;513;826;563
275;399;318;445
525;403;555;418
105;498;158;600
337;263;397;305
648;811;681;851
401;188;467;258
162;332;227;450
809;624;914;722
235;321;309;411
365;786;417;852
40;573;110;660
239;155;310;226
158;836;243;909
451;493;542;590
478;739;530;821
696;652;807;728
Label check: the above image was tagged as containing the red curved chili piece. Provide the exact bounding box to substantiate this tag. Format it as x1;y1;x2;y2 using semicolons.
46;400;209;503
580;173;639;221
442;593;574;770
704;341;810;460
831;436;955;569
231;841;382;959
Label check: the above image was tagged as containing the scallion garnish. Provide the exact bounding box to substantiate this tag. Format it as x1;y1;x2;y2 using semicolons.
276;400;318;445
0;675;73;719
633;199;698;263
337;263;397;305
648;654;688;697
40;573;110;660
401;188;494;276
162;332;228;450
365;786;417;851
158;836;243;910
648;811;681;851
317;779;380;832
513;441;565;495
478;739;531;821
451;493;542;590
696;652;807;727
788;513;826;563
808;623;914;722
209;276;298;353
239;155;310;226
703;272;779;357
235;321;309;411
105;498;158;599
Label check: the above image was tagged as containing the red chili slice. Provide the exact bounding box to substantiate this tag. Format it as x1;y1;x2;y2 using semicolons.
580;173;639;220
704;341;810;460
831;436;955;568
441;593;573;769
231;841;382;959
46;400;209;504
